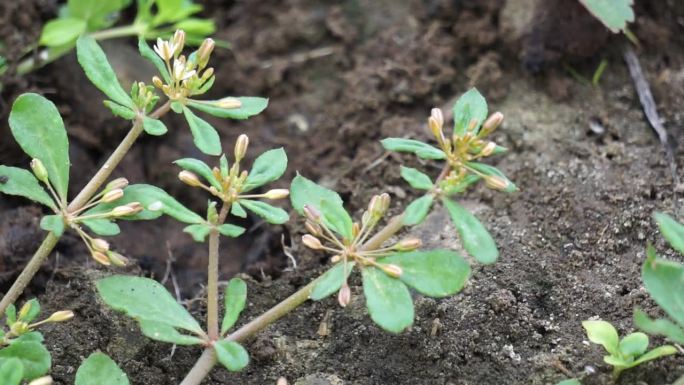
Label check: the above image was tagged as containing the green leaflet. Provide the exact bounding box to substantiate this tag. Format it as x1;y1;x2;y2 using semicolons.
582;320;619;356
40;215;65;236
578;0;635;33
142;116;168;136
379;250;470;297
243;148;288;191
75;352;129;385
310;262;355;301
103;101;136;119
231;202;247;218
218;223;246;238
96;275;204;336
653;212;684;255
0;358;23;385
9;94;70;202
138;320;204;345
221;278;247;334
0;166;56;210
0;340;51;380
290;174;344;215
403;195;433;226
641;253;684;328
76;36;133;108
183;224;212;242
361;267;414;333
39;18;86;47
214;340;249;372
443;198;498;264
320;198;353;241
380;138;446;160
400;166;433;190
453;88;487;136
82;218;121;236
183;106;222;156
634;308;684;344
239;199;289;225
187;97;268;120
618;332;648;357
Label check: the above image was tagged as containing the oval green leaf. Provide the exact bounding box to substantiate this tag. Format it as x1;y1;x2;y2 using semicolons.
641;254;684;328
0;358;23;385
310;262;355;301
142;116;168;136
40;18;86;47
103;101;136;120
182;106;221;155
243;148;288;191
400;166;433;190
634;308;684;344
138;320;204;345
239;199;289;224
579;0;635;33
443;198;498;264
582;320;619;356
75;352;129;385
187;97;268;120
221;278;247;335
453;88;487;136
183;224;212;242
654;212;684;255
290;174;344;215
82;218;121;236
40;215;65;236
619;332;649;358
0;340;51;380
214;340;249;372
76;36;133;108
380;138;445;160
361;267;414;333
403;195;433;226
0;166;55;209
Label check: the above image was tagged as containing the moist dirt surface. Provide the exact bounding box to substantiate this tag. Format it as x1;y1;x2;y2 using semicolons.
2;1;684;384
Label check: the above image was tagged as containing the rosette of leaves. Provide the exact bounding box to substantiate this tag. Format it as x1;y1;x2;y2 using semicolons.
290;174;470;333
138;33;268;155
381;88;516;265
96;276;250;372
634;213;684;345
582;320;675;377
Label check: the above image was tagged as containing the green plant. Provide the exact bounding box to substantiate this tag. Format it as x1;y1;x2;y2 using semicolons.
582;320;675;378
0;299;73;384
578;0;634;33
634;213;684;344
556;380;581;385
2;0;220;79
0;30;266;319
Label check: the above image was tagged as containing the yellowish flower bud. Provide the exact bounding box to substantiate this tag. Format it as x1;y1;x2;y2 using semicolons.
394;238;422;251
152;76;164;88
305;220;321;237
28;376;53;385
197;38;215;68
105;177;129;191
481;112;504;135
154;38;173;61
338;282;351;307
302;234;323;250
330;255;342;263
18;302;33;320
234;134;249;162
91;238;110;252
381;264;403;278
215;97;242;109
303;205;321;222
430;108;443;128
107;251;129;267
179;170;203;187
30;159;49;184
172;29;186;55
110;202;143;217
101;188;124;203
46;310;74;323
263;189;289;200
91;251;111;266
483;175;510;191
480;142;497;157
352;222;360;238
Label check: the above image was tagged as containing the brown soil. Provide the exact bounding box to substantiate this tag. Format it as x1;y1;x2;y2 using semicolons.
2;0;684;384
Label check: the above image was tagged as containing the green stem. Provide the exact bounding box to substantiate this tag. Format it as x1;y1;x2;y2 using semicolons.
0;101;171;318
207;203;231;341
179;212;408;385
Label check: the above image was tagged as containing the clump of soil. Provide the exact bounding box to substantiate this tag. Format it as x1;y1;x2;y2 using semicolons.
2;0;684;384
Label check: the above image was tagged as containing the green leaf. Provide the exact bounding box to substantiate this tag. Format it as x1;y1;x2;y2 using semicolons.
96;275;204;336
320;198;353;240
76;36;133;108
231;202;247;218
151;0;202;25
642;254;684;328
556;380;581;385
290;174;344;215
453;88;487;136
174;158;221;190
220;155;229;178
361;267;414;333
631;345;677;367
0;340;51;380
187;97;268;120
400;166;433;190
138;319;204;345
380;138;446;160
75;352;129;385
221;278;247;334
67;0;131;30
239;200;289;224
403;195;433;226
138;38;171;84
582;320;619;356
379;250;470;297
442;174;480;196
9;93;70;202
142;116;167;136
182;106;221;156
82;218;121;236
173;18;216;36
443;198;499;264
619;332;649;358
6;305;16;326
466;162;517;192
634;309;684;344
18;299;41;323
214;340;249;372
40;215;65;236
0;358;23;385
86;184;204;224
603;354;630;368
103;101;136;119
310;262;355;301
183;224;212;242
0;166;55;209
243;148;288;191
578;0;635;33
218;223;246;238
39;18;86;47
654;212;684;255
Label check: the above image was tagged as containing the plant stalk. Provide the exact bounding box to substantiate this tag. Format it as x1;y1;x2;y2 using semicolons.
0;101;171;318
207;203;231;341
179;212;408;385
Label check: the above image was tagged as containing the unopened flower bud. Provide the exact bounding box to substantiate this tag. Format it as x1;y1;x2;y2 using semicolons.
102;188;124;203
154;38;173;61
483;175;510;191
330;255;342;263
10;321;29;335
428;117;445;143
152;76;164;88
28;376;53;385
91;238;110;252
467;118;479;132
172;29;186;55
46;310;74;323
30;159;48;184
338;282;351;307
430;108;443;128
395;238;422;251
18;302;33;320
107;251;129;267
263;189;289;200
302;234;323;250
105;177;129;191
91;251;111;266
197;38;215;68
368;195;381;215
202;67;215;81
481;112;504;135
303;205;321;222
480;142;497;157
381;264;403;278
276;377;288;385
379;193;391;212
352;222;360;238
215;97;242;109
179;170;203;187
305;220;321;236
234;134;249;161
110;202;143;217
